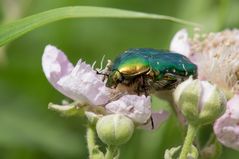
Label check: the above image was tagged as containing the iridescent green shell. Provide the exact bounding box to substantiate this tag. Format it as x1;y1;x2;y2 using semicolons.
106;48;197;92
112;48;196;77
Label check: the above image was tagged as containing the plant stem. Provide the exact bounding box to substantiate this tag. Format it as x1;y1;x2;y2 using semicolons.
105;145;118;159
86;125;96;159
179;124;198;159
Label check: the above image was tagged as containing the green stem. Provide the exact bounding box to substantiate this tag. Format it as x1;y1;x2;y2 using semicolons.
105;145;118;159
86;125;96;159
179;124;198;159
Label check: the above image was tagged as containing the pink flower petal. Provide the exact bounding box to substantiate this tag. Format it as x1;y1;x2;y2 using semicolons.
57;60;111;105
42;45;74;91
105;95;151;124
170;29;190;57
42;45;111;106
142;110;169;130
214;94;239;150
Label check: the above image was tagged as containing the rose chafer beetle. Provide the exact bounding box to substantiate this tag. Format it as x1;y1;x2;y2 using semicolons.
103;48;197;95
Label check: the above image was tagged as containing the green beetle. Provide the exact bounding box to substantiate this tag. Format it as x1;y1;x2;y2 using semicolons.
104;48;197;95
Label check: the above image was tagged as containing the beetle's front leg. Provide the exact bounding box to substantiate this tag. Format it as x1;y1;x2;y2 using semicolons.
136;76;150;96
142;77;150;96
96;59;113;82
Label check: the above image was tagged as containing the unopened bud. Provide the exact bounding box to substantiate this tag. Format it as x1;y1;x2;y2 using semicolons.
174;78;226;126
96;114;134;146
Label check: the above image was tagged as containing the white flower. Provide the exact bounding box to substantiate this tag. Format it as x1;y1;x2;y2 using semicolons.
42;45;169;128
214;94;239;150
170;29;239;94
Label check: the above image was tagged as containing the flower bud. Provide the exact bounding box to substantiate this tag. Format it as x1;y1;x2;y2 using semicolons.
96;114;134;146
174;78;226;126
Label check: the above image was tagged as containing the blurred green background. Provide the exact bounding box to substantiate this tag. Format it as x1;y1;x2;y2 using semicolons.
0;0;239;158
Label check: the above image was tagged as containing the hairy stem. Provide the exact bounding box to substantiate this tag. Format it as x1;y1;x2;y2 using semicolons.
105;145;118;159
86;125;96;159
179;124;198;159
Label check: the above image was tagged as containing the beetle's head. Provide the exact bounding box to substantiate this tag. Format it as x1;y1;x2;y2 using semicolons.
106;70;123;88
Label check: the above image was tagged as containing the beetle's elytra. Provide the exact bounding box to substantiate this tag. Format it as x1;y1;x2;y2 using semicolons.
105;48;197;95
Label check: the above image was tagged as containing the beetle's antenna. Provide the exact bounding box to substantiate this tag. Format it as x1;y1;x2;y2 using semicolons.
96;58;112;81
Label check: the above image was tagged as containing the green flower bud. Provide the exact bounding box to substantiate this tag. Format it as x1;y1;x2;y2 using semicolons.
174;78;226;126
96;114;134;146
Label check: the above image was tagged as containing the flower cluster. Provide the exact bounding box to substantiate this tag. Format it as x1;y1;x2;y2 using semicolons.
170;29;239;95
170;28;239;151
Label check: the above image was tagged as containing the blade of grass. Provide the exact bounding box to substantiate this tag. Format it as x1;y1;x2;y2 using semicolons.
0;6;201;46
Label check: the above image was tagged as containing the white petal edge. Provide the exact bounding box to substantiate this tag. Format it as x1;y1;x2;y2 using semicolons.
170;29;191;57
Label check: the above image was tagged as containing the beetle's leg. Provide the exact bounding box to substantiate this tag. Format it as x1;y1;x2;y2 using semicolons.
142;77;149;96
114;84;118;89
96;70;109;82
150;116;154;129
143;69;156;96
106;91;125;104
162;73;179;89
136;79;142;96
136;76;149;96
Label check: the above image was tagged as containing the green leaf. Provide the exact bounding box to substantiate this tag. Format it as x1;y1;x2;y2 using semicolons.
0;6;200;46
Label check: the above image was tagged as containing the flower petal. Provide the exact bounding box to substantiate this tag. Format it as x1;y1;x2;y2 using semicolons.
42;45;111;106
57;60;112;105
170;29;190;57
105;95;151;124
214;94;239;150
42;45;74;92
142;110;169;130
